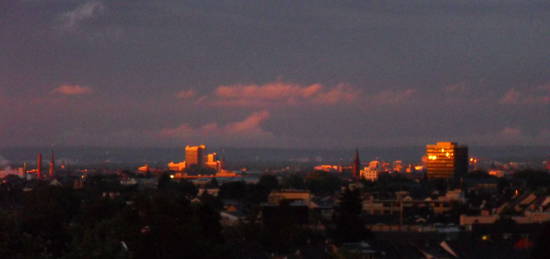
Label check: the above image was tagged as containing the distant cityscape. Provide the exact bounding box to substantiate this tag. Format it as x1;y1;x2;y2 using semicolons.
0;142;550;257
4;1;549;258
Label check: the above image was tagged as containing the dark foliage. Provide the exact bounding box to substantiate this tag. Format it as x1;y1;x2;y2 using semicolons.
331;187;371;243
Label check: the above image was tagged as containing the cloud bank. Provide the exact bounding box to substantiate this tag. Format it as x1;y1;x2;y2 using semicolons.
159;110;272;140
499;88;550;105
180;81;415;108
206;81;359;107
58;1;105;31
52;84;93;95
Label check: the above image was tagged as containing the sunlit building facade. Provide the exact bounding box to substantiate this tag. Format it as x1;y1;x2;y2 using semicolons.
168;145;222;172
205;152;222;172
425;142;468;179
360;168;379;182
185;145;206;167
313;165;343;173
360;160;382;182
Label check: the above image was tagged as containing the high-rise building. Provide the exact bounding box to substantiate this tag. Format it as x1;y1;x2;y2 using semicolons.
168;144;223;172
425;142;468;179
185;145;206;167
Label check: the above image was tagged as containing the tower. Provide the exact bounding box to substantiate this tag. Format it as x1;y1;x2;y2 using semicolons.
352;149;361;179
185;145;206;167
425;142;468;179
37;153;42;179
49;150;55;178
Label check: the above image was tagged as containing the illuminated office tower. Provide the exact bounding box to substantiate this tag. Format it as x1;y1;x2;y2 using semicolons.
185;145;206;167
425;142;468;179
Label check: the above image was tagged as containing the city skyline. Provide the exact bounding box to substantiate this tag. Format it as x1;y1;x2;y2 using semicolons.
1;1;550;148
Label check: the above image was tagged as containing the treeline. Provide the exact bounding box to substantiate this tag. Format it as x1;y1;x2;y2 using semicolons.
0;171;368;258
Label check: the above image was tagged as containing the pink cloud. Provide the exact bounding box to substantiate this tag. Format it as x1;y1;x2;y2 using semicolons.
499;89;521;104
175;81;417;108
500;127;522;137
443;83;467;93
499;88;550;105
159;110;272;139
312;85;359;104
225;110;270;134
209;81;358;107
176;89;196;99
52;84;93;95
369;89;416;105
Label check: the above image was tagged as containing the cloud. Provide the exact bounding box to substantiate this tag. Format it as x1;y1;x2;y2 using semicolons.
206;81;359;107
159;110;272;139
176;89;196;100
225;110;270;134
499;127;522;138
59;1;105;31
182;81;416;108
443;82;467;93
369;89;416;105
499;89;521;104
537;83;550;93
312;85;359;105
499;88;550;105
52;84;93;95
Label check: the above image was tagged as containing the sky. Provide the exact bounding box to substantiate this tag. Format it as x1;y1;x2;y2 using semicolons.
1;0;549;148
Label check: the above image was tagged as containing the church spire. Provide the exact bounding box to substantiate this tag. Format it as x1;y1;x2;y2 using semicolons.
37;153;42;179
352;149;361;179
49;150;55;178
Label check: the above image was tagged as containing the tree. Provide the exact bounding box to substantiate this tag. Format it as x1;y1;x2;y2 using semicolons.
305;172;342;196
219;181;247;200
531;222;550;259
207;177;219;188
157;173;171;190
331;187;371;243
513;170;550;190
19;184;80;257
258;174;279;191
158;174;197;198
281;174;306;189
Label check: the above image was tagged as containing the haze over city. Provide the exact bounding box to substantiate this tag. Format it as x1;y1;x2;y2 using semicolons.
1;0;549;148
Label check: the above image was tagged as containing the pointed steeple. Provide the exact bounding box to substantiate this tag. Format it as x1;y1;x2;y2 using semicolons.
49;150;55;178
37;153;42;179
352;148;361;179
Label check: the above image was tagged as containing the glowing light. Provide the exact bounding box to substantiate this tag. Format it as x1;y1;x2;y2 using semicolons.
481;235;490;241
428;155;437;160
